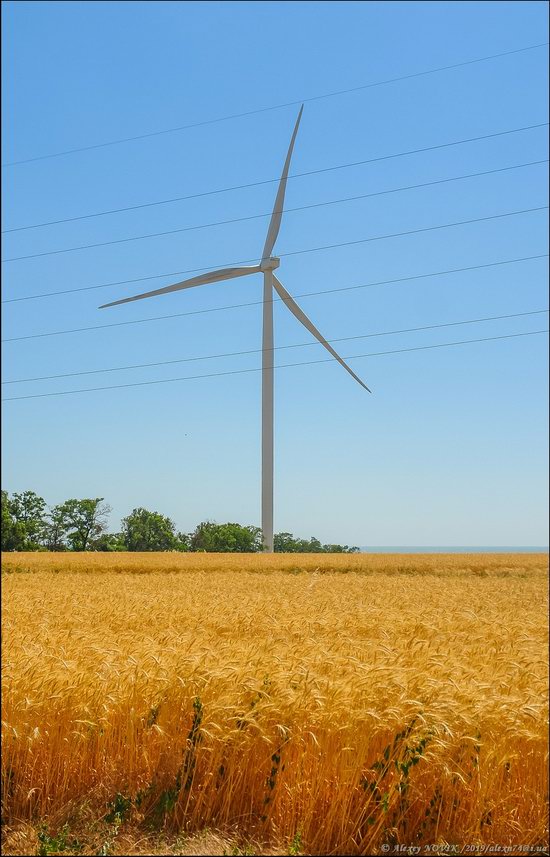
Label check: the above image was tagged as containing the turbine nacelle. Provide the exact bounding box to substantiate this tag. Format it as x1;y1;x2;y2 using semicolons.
260;256;280;272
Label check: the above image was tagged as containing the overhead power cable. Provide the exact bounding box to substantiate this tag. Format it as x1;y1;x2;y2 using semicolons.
3;252;547;341
3;121;547;234
3;310;547;385
2;41;547;168
3;159;547;263
3;205;547;310
3;255;544;311
3;330;547;402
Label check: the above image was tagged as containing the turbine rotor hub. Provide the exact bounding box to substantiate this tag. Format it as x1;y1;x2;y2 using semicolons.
260;256;280;272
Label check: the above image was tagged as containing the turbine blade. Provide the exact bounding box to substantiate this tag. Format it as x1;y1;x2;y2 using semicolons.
99;265;261;309
273;275;372;392
261;105;304;262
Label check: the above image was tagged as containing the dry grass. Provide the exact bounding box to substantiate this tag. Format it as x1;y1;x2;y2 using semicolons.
2;552;548;855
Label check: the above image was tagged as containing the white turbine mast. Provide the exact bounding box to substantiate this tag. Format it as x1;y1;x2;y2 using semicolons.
99;106;371;552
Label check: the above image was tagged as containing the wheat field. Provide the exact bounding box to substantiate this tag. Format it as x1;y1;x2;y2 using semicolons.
1;552;548;856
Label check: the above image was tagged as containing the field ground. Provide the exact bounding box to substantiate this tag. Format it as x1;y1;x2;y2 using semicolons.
1;552;548;856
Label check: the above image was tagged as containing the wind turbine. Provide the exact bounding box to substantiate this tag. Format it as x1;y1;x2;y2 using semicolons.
99;106;371;552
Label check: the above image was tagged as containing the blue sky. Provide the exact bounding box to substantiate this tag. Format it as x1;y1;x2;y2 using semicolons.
2;0;548;546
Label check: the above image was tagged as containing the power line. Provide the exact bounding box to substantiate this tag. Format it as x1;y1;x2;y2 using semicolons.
6;255;541;316
3;159;547;263
3;330;547;402
3;204;547;309
3;310;547;385
2;41;547;168
3;121;547;235
3;251;547;342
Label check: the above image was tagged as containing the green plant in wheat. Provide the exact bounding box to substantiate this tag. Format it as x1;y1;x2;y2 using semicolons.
360;717;433;838
154;696;203;818
288;829;303;855
37;823;81;856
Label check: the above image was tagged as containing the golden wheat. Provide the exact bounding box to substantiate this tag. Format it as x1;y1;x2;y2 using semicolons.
1;552;548;855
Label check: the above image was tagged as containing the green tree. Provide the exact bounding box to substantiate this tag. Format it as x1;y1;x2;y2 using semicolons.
1;490;27;551
189;521;263;552
92;532;127;552
10;490;48;548
176;531;191;551
323;543;360;553
121;507;186;551
273;532;298;552
43;503;70;551
274;532;314;552
274;532;359;553
56;498;111;551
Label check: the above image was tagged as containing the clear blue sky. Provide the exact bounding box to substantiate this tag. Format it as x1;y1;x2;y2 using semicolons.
2;1;548;546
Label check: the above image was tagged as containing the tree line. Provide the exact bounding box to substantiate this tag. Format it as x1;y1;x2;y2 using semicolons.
1;491;359;553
